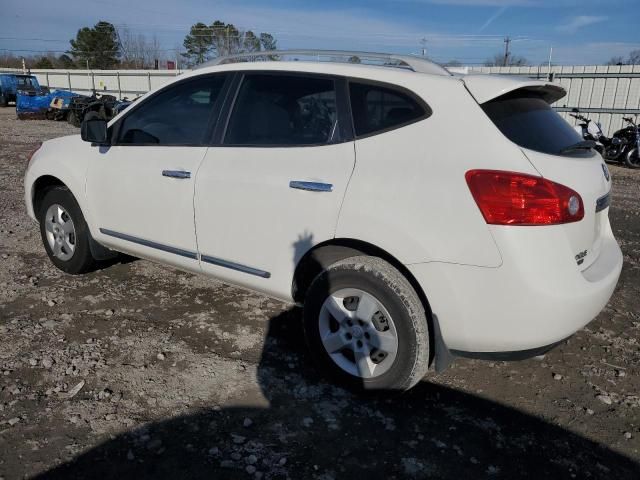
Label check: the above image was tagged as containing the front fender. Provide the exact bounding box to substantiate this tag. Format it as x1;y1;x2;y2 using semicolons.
24;135;93;229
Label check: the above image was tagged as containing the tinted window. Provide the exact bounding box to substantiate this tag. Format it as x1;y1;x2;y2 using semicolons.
17;76;37;87
117;75;226;145
482;92;583;156
349;82;427;137
225;74;337;146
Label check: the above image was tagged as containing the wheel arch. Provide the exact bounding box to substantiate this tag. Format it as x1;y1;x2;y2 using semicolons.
31;175;68;217
293;237;433;316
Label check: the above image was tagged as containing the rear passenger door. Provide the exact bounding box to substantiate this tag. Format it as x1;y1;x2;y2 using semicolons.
194;72;355;300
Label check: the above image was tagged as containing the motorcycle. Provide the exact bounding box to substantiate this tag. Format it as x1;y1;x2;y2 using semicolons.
605;116;640;169
570;109;607;155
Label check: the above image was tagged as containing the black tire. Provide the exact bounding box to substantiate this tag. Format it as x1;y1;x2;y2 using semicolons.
0;94;7;107
625;148;640;169
38;186;96;274
303;256;430;392
68;109;81;127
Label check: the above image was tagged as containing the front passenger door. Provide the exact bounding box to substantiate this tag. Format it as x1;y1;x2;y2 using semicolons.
86;74;229;271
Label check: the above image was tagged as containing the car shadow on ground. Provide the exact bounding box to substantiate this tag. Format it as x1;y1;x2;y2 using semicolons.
35;313;639;480
34;234;639;479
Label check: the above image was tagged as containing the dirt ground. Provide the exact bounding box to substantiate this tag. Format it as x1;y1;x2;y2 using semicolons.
0;107;639;480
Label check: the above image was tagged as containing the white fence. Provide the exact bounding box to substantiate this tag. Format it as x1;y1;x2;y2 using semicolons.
0;67;182;100
2;64;640;136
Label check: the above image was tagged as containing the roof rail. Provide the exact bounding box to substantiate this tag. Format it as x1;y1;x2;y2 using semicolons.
196;49;452;77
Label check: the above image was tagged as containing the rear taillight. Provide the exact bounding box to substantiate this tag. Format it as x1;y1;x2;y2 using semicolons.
27;142;42;163
465;169;584;226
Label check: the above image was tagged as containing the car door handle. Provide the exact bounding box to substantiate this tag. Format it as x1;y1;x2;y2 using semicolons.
289;181;333;192
162;170;191;179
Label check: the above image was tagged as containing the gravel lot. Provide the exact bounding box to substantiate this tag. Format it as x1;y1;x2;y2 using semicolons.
0;108;639;479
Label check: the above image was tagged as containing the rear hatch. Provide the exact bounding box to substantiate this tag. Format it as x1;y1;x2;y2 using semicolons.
463;74;611;271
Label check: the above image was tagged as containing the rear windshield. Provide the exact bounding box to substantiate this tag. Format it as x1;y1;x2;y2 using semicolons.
482;91;583;156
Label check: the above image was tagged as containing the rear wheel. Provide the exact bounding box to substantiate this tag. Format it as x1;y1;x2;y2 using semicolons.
303;256;430;392
625;148;640;169
38;187;96;274
0;94;7;107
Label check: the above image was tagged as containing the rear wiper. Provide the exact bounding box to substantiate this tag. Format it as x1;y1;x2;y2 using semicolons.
560;140;596;155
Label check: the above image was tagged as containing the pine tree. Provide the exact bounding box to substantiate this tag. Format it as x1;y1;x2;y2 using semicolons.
68;21;120;69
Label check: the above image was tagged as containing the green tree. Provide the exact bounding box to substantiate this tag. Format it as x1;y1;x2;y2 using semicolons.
242;31;261;53
211;21;241;57
259;33;277;52
181;21;278;65
57;54;75;68
34;57;54;69
69;21;120;69
182;22;214;66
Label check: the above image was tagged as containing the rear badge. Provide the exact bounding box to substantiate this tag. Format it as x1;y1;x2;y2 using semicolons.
575;250;588;266
602;163;610;182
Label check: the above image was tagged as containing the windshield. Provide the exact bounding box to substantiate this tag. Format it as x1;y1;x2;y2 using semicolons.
482;91;583;156
17;76;37;87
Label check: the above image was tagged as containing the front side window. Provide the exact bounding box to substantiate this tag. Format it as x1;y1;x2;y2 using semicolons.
225;74;338;146
117;75;227;145
482;91;583;156
349;82;428;137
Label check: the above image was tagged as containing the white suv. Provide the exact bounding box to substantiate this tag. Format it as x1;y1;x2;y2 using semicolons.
24;51;623;391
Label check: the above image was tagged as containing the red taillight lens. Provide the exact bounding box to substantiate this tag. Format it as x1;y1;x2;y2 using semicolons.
465;170;584;226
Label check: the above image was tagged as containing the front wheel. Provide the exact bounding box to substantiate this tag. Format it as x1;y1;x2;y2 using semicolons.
303;256;430;392
38;187;96;274
625;148;640;169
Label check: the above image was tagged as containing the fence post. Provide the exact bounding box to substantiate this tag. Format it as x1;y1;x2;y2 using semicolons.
67;71;71;91
117;71;122;100
147;71;151;92
45;71;49;88
91;71;96;92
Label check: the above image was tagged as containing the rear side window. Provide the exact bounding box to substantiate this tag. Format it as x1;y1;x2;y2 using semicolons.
482;92;583;156
225;74;338;146
349;82;428;137
117;75;227;146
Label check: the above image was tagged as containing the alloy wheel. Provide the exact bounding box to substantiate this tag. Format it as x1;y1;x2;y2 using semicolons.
44;203;76;261
318;288;399;379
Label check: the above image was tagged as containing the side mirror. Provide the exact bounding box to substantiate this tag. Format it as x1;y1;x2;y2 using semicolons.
81;118;108;145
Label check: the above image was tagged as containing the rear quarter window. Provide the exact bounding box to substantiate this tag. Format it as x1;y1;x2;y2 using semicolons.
349;82;430;138
482;91;583;156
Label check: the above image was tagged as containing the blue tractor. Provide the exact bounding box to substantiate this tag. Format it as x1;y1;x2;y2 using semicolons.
0;73;47;107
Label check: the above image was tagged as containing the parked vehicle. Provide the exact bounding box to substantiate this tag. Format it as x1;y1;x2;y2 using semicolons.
604;116;640;169
23;50;623;392
0;73;46;107
16;89;81;120
67;93;121;127
570;108;607;155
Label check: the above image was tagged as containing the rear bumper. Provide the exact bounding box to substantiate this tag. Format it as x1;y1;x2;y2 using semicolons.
451;337;568;361
408;221;623;353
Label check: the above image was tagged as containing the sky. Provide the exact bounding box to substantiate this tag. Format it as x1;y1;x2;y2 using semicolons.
1;0;639;65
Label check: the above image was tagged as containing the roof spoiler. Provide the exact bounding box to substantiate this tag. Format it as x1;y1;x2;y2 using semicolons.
461;74;566;105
